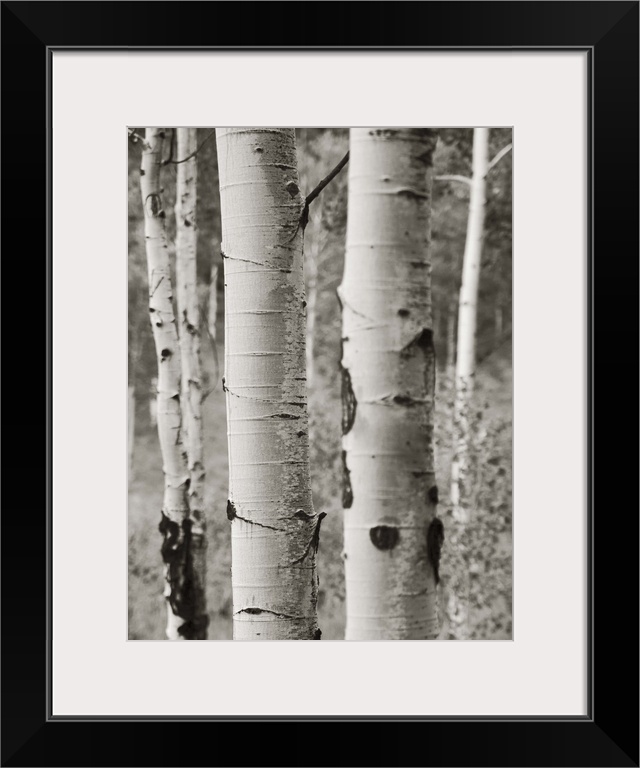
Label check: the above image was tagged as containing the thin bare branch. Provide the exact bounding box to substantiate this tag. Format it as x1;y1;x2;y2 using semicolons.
434;174;472;186
300;150;349;232
487;143;512;173
305;151;350;208
164;129;215;165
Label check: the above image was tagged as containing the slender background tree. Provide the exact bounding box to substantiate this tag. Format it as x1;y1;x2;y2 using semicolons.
140;127;208;640
174;126;208;638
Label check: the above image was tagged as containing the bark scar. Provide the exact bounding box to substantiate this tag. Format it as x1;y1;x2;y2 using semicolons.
226;499;281;531
341;367;357;435
290;512;326;565
342;450;353;509
427;517;445;585
235;607;297;619
370;525;399;551
158;512;208;639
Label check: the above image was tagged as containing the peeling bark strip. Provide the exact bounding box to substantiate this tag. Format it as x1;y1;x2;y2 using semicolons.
216;128;321;640
174;128;208;619
141;128;207;640
340;128;441;640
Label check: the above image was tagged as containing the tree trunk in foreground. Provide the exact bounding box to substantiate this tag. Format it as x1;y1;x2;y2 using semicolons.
141;127;207;640
450;127;489;522
340;127;442;640
216;127;322;641
174;127;208;638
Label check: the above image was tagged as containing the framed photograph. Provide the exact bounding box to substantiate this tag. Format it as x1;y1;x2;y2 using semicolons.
2;1;637;766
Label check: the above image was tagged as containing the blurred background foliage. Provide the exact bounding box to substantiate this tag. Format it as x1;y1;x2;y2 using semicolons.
128;127;512;640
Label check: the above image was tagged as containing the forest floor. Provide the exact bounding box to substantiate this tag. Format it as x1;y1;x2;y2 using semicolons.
128;339;512;641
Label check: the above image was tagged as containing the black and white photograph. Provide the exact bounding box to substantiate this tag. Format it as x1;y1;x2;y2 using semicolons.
4;0;638;759
128;126;513;641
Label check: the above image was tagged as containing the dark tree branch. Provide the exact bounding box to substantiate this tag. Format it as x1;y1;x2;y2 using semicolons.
164;129;216;165
300;150;349;231
305;151;349;208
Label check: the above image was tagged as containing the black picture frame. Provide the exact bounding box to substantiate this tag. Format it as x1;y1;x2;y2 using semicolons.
2;2;638;766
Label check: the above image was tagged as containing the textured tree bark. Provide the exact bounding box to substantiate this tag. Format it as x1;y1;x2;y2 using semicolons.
340;128;441;640
174;127;208;638
141;127;208;640
451;127;489;522
216;128;322;640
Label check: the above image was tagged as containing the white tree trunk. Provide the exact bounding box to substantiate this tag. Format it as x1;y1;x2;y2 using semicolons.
448;127;489;641
174;127;208;638
141;127;207;641
451;127;489;521
216;127;322;641
340;128;442;640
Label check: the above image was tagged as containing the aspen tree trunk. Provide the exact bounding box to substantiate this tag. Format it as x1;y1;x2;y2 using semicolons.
216;128;322;641
451;127;489;520
174;127;208;638
141;127;207;640
448;127;489;641
340;128;441;640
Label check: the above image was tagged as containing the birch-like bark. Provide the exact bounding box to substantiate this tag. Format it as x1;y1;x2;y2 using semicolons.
216;128;322;641
174;127;208;638
340;128;442;640
451;127;489;521
141;127;207;640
